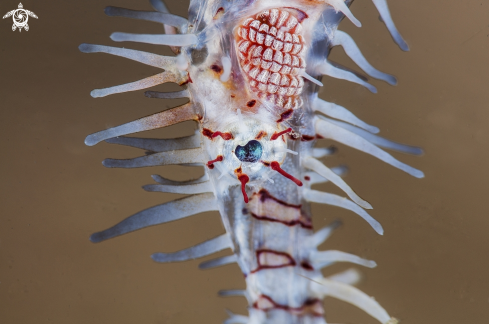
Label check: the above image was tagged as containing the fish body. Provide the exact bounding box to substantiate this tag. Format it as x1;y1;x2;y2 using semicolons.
81;1;422;323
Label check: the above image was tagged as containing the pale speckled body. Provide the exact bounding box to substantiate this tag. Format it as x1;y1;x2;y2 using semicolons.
81;0;422;323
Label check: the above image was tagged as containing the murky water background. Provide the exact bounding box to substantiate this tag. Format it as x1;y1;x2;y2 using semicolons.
1;0;489;323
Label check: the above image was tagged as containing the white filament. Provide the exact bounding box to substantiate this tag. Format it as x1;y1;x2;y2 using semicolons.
152;233;233;262
275;147;298;155
302;157;373;209
315;117;424;178
301;71;324;87
309;221;341;247
312;250;377;268
312;278;396;324
220;56;232;82
143;181;213;194
311;147;336;158
317;60;377;93
332;31;397;85
102;148;206;168
303;188;383;234
327;0;362;27
313;96;380;133
111;32;198;46
327;268;362;285
371;0;409;51
90;71;179;98
79;43;176;70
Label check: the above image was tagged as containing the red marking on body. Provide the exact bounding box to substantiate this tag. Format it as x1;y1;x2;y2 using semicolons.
304;175;310;181
251;249;296;273
270;127;292;140
255;130;267;140
210;64;222;73
247;100;257;107
238;174;250;203
182;74;192;84
252;294;323;316
301;134;315;141
248;189;311;228
315;134;324;139
270;161;303;186
250;213;312;229
207;155;223;169
276;109;294;122
257;189;300;208
213;7;224;19
213;131;233;140
231;94;236;98
202;128;213;138
202;128;233;140
300;261;314;271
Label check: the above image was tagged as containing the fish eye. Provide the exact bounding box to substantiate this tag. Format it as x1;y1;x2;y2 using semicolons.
235;140;263;163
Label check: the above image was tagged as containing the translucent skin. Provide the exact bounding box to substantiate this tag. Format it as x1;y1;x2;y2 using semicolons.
82;0;421;323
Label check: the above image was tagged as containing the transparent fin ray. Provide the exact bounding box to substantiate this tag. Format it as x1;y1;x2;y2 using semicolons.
315;118;424;178
302;157;372;209
312;250;377;268
332;31;397;85
319;116;423;155
152;233;232;262
111;32;198;46
311;146;337;158
313;278;397;324
303;188;383;234
85;103;196;146
78;43;176;69
199;255;238;269
310;220;342;247
145;89;189;99
327;268;362;286
371;0;409;51
327;0;362;27
103;147;205;168
151;173;209;185
90;71;184;98
143;181;213;194
105;6;188;29
318;60;377;93
301;71;324;86
148;0;179;52
105;133;200;152
304;165;348;186
90;193;218;243
314;97;379;133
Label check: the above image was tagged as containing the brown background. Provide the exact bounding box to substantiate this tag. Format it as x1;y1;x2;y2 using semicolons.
1;0;488;323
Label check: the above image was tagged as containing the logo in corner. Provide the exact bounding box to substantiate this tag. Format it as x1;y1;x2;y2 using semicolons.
3;3;38;32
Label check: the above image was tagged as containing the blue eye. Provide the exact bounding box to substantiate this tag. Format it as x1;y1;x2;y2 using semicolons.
235;140;263;163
